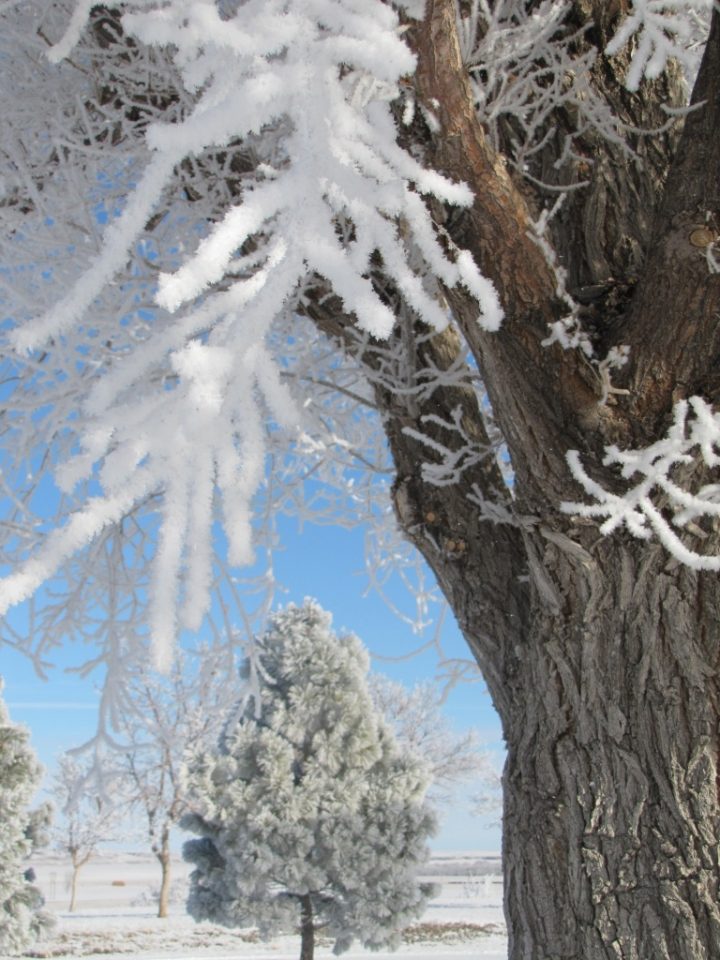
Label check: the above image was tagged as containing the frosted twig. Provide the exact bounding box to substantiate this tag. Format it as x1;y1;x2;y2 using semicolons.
563;397;720;570
2;0;502;662
402;406;496;487
605;0;715;91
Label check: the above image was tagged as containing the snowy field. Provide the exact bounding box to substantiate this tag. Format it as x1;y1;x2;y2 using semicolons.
23;852;508;960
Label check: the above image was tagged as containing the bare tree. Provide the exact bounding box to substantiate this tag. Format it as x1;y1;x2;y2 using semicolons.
113;648;237;918
51;755;118;912
1;2;719;956
369;675;489;804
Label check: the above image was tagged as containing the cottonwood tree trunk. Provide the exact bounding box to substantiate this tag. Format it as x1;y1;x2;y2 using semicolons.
366;341;720;959
501;537;720;958
386;488;720;958
373;4;720;958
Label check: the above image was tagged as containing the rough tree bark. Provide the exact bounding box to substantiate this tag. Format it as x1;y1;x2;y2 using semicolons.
359;3;720;958
499;538;720;959
29;3;720;957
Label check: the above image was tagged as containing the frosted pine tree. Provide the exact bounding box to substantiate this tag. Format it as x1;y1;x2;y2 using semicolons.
182;601;436;960
0;681;53;956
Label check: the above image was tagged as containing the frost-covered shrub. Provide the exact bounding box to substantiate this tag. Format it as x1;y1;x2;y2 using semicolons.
182;600;436;960
0;681;54;955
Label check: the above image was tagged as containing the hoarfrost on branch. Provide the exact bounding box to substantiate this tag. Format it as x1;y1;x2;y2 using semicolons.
604;0;716;91
564;397;720;571
2;0;501;669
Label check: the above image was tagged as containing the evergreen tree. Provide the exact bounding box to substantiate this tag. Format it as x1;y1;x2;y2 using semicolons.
0;681;53;956
182;601;436;960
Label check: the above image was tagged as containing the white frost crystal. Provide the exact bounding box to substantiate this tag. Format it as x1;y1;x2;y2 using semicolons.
564;397;720;570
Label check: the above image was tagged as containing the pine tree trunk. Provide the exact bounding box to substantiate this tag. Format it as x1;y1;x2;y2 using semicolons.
499;535;720;959
299;894;315;960
156;827;172;919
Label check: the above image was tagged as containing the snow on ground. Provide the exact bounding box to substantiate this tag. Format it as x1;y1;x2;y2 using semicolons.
24;852;508;960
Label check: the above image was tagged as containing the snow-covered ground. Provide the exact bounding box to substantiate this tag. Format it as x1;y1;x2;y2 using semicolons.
24;852;508;960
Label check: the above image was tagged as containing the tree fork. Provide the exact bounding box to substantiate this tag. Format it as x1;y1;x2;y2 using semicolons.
408;0;613;512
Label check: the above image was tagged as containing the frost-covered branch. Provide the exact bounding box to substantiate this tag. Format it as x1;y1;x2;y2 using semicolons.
457;1;629;180
369;675;488;804
563;396;720;569
605;0;715;91
0;0;714;703
456;0;710;197
403;405;497;487
0;0;502;667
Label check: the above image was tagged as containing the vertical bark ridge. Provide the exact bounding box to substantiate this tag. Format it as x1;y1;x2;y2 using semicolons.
502;532;720;959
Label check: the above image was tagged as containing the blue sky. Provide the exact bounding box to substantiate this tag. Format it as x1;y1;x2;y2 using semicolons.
2;514;504;851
